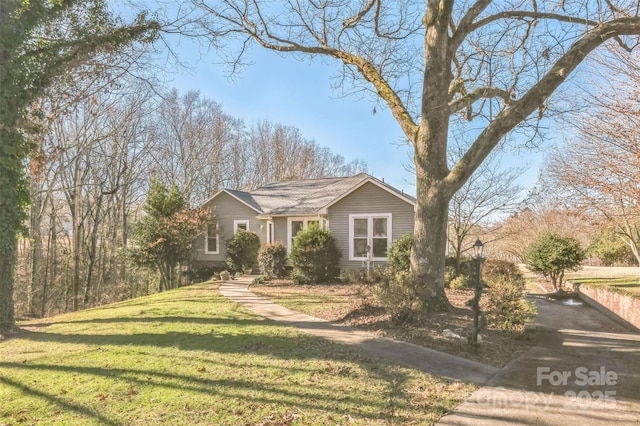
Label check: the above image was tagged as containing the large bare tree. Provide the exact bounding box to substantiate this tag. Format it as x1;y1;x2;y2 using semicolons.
182;0;640;311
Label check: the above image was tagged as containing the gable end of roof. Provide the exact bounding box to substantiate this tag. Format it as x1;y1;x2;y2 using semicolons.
201;189;262;213
319;176;416;213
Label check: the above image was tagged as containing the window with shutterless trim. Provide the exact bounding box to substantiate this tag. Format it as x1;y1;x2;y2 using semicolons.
348;214;392;261
205;223;219;254
233;220;250;234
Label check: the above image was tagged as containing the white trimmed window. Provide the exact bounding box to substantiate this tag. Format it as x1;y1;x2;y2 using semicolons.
287;217;323;252
205;223;219;254
348;214;392;261
233;220;250;234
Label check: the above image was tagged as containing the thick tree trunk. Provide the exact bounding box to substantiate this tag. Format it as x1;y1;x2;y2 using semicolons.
411;179;452;311
408;0;455;312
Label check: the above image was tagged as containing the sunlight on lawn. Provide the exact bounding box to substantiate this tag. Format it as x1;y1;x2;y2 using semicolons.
0;283;474;425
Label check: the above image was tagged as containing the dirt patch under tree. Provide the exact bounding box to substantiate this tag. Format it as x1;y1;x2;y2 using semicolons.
252;281;534;368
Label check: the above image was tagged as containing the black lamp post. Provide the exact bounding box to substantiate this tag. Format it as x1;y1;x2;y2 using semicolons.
473;238;485;259
470;238;484;350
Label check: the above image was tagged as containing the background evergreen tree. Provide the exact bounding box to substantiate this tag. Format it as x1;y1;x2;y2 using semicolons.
129;179;210;291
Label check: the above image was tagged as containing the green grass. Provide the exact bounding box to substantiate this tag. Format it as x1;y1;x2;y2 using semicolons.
1;283;474;425
520;264;640;297
569;277;640;299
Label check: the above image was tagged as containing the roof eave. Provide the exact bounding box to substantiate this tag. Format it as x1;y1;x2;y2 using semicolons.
257;212;325;219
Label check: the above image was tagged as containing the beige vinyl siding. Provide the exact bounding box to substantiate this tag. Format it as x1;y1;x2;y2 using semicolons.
327;182;414;270
191;192;263;264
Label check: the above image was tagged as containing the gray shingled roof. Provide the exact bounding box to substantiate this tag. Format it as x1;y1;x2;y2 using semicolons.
220;173;415;216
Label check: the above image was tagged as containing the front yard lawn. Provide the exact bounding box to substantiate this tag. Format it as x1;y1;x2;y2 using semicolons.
1;282;475;425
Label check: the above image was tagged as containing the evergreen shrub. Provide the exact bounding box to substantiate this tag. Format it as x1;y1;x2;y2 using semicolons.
289;225;341;284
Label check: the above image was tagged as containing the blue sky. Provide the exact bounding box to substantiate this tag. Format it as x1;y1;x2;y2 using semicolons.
168;38;543;196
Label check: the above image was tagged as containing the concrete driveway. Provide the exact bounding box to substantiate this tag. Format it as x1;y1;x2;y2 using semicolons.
437;295;640;425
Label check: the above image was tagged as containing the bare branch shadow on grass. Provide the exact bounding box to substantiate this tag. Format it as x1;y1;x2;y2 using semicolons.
0;331;418;424
19;315;273;329
0;374;122;426
0;359;388;414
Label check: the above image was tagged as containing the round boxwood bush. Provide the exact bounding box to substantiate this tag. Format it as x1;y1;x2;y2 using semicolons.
289;224;341;284
226;229;260;274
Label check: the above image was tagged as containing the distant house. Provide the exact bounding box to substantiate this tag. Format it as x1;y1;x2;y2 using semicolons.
191;173;416;270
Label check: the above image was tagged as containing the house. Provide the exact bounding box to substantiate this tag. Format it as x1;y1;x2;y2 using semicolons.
191;173;416;270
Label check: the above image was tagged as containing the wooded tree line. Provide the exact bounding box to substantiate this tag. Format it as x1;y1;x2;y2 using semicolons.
14;75;365;319
0;0;159;332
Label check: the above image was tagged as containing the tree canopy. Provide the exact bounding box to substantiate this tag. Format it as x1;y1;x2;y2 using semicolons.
544;50;640;264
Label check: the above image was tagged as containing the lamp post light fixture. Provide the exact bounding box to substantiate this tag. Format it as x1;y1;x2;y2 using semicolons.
470;238;485;351
473;238;484;258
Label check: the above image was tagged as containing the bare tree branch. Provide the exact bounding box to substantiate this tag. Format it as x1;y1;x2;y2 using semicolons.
447;17;640;191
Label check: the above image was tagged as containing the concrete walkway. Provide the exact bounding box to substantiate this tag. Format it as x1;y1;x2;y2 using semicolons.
219;277;498;385
220;279;640;425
